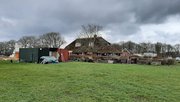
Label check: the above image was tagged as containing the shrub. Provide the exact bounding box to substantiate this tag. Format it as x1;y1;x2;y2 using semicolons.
161;59;175;65
161;60;167;65
167;59;175;65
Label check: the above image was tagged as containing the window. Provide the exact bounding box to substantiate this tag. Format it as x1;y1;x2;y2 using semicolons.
75;42;81;47
89;42;94;47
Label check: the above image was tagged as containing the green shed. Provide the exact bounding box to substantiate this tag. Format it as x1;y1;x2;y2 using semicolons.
19;48;50;63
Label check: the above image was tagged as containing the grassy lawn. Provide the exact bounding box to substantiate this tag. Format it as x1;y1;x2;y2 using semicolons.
0;61;180;102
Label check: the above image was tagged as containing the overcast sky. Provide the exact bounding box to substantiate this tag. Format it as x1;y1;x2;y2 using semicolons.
0;0;180;47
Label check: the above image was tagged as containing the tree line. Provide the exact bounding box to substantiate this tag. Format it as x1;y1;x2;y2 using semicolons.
0;32;66;56
112;41;180;57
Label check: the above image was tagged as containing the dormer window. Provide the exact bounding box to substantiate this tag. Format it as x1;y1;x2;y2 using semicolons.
75;42;81;47
89;42;94;47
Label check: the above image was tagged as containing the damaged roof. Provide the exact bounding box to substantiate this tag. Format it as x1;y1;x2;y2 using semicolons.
65;36;122;54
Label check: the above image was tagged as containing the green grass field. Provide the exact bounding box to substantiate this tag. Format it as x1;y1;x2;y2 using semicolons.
0;61;180;102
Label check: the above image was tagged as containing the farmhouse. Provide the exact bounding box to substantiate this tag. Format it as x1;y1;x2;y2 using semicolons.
65;35;132;62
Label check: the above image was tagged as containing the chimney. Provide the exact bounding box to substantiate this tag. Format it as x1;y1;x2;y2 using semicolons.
94;34;97;38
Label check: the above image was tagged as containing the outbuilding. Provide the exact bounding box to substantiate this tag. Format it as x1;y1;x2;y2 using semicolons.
19;48;58;63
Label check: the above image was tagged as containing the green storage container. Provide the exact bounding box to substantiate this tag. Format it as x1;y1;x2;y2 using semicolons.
19;48;49;63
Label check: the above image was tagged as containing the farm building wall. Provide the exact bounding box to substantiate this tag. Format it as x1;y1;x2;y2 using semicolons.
58;49;69;62
15;52;19;59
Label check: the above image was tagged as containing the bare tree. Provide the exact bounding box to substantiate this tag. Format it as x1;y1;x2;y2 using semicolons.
161;43;167;57
7;40;16;49
39;32;66;48
140;42;148;53
155;42;162;57
27;36;38;48
135;44;143;54
18;36;38;48
18;36;28;48
0;42;6;55
167;44;173;57
78;24;103;38
174;44;180;53
0;40;16;56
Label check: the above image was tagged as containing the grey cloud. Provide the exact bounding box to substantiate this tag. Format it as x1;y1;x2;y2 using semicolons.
0;0;180;43
134;0;180;23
